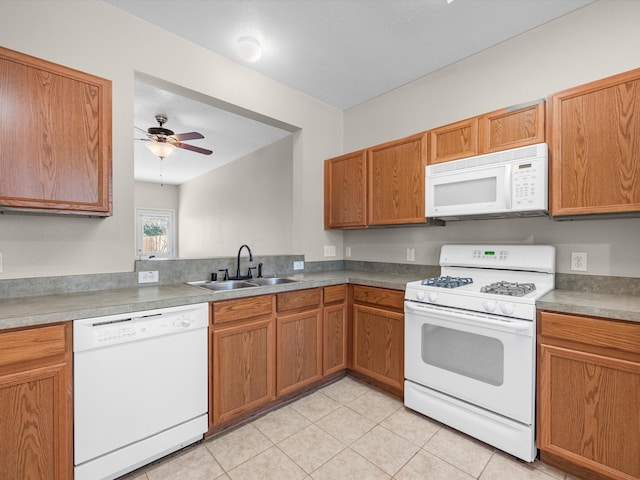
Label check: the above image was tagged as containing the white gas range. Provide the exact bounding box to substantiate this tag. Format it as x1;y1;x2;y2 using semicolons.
404;244;555;462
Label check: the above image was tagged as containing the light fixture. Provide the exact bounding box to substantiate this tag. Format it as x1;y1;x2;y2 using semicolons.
237;36;262;62
146;141;176;158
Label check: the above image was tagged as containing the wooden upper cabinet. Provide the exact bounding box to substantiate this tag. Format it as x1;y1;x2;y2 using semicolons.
549;68;640;217
429;102;545;165
367;132;428;225
479;102;545;153
0;47;112;216
428;117;479;164
324;150;367;228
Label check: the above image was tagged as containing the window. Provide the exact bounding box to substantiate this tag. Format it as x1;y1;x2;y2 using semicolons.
136;208;175;259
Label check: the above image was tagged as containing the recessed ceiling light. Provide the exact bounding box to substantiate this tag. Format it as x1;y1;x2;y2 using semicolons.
237;36;262;62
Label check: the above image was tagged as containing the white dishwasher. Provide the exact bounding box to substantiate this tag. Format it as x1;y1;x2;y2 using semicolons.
73;302;209;480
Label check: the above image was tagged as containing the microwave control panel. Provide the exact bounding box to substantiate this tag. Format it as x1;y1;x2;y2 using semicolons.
511;157;547;209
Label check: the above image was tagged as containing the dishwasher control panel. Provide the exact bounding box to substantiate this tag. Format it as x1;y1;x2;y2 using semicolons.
73;303;208;351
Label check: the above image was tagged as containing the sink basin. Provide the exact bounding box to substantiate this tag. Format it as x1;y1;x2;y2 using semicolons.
188;280;258;291
250;277;299;286
187;277;299;292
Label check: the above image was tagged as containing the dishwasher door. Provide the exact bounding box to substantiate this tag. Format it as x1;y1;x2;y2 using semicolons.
74;303;208;480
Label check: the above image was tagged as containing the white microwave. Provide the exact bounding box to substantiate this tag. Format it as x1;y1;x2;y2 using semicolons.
426;143;548;220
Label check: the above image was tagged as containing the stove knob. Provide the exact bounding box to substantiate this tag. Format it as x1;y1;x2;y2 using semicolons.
483;300;496;312
416;291;425;301
500;303;515;315
428;292;438;303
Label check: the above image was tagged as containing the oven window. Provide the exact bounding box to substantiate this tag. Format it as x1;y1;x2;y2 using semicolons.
433;177;497;207
421;324;504;386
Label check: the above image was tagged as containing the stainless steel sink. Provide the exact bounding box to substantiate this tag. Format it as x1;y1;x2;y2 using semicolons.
250;277;299;286
187;277;299;292
188;280;258;291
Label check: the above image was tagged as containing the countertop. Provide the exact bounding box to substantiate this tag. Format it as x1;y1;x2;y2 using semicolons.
2;270;639;331
0;270;417;331
537;289;640;323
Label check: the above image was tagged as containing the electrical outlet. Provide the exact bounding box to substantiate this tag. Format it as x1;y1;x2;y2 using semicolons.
293;261;304;270
570;252;587;272
138;271;159;283
324;245;336;257
406;247;415;262
345;246;351;258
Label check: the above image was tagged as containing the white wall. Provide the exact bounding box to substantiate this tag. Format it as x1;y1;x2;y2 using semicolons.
179;136;294;258
0;0;342;279
342;0;640;277
135;182;179;212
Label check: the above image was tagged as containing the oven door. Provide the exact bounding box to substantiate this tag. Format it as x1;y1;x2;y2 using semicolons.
404;300;534;424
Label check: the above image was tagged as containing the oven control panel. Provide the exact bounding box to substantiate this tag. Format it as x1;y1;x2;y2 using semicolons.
472;249;508;261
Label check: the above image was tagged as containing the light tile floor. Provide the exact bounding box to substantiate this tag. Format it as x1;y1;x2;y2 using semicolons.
121;376;579;480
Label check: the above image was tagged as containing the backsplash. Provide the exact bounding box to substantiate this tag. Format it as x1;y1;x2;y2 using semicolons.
1;257;638;299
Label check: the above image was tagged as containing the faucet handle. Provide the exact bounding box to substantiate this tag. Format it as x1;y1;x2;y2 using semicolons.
218;268;229;281
247;266;257;278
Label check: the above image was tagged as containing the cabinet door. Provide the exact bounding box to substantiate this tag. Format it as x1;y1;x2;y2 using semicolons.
479;102;545;153
549;68;640;216
352;304;404;392
323;303;348;376
367;132;428;225
211;318;275;426
0;47;112;216
324;150;367;228
428;117;478;164
276;309;323;396
538;344;640;480
0;323;72;480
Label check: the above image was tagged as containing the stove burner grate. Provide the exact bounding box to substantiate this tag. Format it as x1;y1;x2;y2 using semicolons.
480;281;536;297
421;276;473;289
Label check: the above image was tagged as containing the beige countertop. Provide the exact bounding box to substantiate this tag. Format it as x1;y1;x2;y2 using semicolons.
0;270;417;331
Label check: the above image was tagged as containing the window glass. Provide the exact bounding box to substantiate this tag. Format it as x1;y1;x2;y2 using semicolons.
136;208;175;259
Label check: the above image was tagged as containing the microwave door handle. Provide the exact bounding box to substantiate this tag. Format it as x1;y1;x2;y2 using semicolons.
504;164;512;209
405;301;531;333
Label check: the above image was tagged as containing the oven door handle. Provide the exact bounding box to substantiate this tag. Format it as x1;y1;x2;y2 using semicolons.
405;302;532;334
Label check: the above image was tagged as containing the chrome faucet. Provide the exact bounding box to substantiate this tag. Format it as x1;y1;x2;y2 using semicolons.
236;244;253;279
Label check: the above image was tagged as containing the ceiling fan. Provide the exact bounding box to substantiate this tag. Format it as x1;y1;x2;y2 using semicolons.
136;115;213;158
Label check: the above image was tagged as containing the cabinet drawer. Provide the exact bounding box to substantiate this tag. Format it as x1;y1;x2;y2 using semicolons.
212;295;274;324
323;284;346;304
352;285;404;310
277;288;322;313
539;311;640;358
0;323;68;368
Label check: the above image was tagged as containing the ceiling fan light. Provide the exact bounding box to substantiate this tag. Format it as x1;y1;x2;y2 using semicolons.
146;141;176;158
237;36;262;62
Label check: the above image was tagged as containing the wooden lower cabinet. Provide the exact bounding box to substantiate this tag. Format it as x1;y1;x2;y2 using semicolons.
538;310;640;480
323;285;348;376
0;322;72;480
210;295;276;429
276;288;323;396
351;285;404;395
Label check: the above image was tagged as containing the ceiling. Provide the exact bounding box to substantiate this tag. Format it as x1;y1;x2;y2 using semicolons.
107;0;595;185
133;78;294;185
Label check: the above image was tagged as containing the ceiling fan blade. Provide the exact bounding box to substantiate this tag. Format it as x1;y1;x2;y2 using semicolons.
174;142;213;155
172;131;204;141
